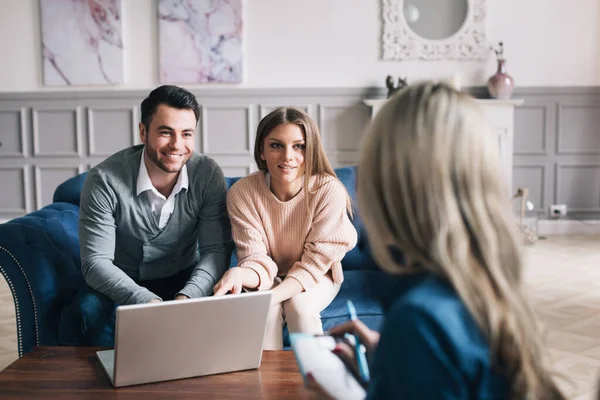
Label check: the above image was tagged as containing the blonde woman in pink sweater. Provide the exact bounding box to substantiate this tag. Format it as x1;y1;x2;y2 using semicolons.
213;107;358;350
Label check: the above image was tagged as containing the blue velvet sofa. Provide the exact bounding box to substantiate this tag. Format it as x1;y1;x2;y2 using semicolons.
0;166;392;357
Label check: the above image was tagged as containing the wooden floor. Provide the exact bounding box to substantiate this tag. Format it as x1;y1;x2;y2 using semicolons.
1;236;600;398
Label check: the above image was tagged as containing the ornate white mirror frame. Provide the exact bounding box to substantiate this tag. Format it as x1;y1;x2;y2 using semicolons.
382;0;488;61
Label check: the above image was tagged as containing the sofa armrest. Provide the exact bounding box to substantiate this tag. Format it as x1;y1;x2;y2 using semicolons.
0;203;83;356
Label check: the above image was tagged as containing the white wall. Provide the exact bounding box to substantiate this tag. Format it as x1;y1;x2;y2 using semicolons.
1;0;599;92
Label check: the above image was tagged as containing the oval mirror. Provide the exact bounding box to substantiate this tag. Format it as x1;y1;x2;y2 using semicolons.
403;0;468;40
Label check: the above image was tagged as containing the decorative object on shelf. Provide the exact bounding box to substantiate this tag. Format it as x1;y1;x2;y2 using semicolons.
381;0;488;61
385;75;408;98
39;0;124;86
487;41;515;99
158;0;243;84
512;187;538;245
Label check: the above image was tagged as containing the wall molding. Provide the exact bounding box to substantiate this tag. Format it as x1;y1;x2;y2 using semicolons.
554;163;600;213
259;104;312;120
513;164;546;212
200;105;254;155
513;104;549;156
32;106;83;157
556;103;600;155
0;166;29;215
87;106;137;157
2;86;600;102
1;86;600;221
33;165;85;210
0;108;28;157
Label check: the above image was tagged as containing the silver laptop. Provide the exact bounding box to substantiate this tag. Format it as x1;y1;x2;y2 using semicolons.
96;290;272;387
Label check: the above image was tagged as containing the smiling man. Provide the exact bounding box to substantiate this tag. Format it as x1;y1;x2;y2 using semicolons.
60;85;232;346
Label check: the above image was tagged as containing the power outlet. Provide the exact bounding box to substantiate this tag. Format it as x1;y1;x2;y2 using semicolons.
549;204;567;218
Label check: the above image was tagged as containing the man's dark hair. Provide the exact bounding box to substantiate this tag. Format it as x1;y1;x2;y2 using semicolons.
140;85;200;130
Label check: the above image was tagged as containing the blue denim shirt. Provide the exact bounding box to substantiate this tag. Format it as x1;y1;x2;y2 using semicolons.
366;273;509;399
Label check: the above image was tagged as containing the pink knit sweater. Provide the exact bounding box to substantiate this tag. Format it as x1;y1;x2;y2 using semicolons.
227;171;358;291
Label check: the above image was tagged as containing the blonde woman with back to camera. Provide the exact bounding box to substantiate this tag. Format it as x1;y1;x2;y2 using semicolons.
306;82;565;399
213;107;357;350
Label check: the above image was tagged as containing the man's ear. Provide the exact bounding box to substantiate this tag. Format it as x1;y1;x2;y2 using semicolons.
139;122;147;144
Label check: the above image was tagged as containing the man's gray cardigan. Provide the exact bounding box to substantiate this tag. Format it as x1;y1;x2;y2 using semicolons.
79;145;233;305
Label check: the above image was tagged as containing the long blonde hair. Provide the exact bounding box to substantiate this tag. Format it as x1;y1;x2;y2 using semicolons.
254;107;352;215
358;81;564;399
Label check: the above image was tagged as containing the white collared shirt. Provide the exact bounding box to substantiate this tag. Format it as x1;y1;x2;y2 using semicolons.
136;150;188;229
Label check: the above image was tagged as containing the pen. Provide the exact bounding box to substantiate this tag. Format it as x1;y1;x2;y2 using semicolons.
346;300;370;383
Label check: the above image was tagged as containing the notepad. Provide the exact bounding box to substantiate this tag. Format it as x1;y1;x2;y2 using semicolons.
290;333;367;400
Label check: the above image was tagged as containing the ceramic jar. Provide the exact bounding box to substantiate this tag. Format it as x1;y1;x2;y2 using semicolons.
488;59;514;99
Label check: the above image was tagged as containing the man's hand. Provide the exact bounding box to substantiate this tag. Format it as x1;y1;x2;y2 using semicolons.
174;294;190;301
148;298;161;303
213;268;245;296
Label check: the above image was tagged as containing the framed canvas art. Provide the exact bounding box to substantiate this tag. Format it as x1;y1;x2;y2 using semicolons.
40;0;124;85
158;0;243;84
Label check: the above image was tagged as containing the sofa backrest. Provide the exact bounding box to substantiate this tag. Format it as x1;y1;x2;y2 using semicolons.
326;167;378;271
53;166;378;271
53;172;89;206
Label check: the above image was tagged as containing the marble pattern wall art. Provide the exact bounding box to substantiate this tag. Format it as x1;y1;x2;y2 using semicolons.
40;0;124;86
159;0;243;84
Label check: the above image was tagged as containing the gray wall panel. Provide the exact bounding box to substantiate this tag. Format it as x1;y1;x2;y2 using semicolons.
32;107;82;156
512;165;545;211
0;167;27;215
1;87;599;220
220;165;252;178
512;89;600;216
555;164;600;212
201;105;253;155
0;109;26;157
319;104;370;152
34;166;83;210
557;104;600;154
259;105;310;119
514;105;548;155
88;106;136;156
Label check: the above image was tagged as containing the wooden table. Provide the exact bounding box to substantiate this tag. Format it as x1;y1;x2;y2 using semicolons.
0;347;316;399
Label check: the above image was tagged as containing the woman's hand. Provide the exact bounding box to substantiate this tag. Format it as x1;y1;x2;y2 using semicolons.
270;277;303;305
304;319;379;398
324;319;380;387
213;268;245;295
328;319;380;356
